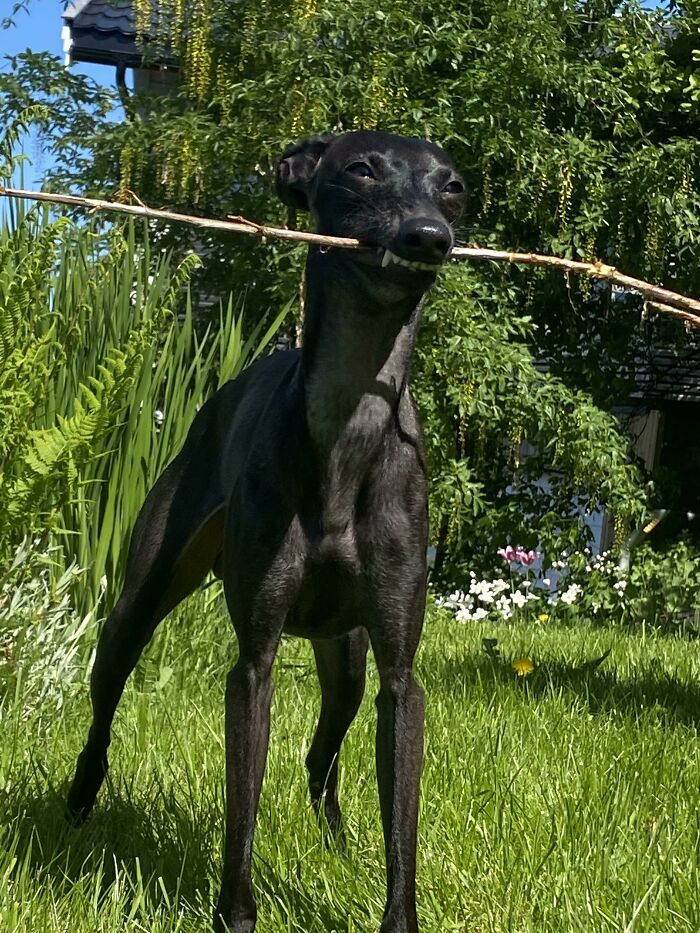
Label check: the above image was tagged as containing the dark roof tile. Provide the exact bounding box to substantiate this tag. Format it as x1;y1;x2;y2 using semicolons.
63;0;178;68
64;0;135;37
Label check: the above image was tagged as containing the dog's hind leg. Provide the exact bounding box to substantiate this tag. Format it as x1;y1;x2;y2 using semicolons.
306;628;369;849
66;449;225;823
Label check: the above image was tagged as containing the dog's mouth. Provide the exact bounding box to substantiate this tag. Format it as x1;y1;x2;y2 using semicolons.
349;246;444;273
381;248;443;272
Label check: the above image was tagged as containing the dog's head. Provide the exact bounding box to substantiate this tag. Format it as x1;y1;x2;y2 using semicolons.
276;131;464;280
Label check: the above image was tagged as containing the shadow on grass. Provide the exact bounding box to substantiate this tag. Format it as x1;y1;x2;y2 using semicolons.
422;650;700;730
2;786;215;903
1;781;360;932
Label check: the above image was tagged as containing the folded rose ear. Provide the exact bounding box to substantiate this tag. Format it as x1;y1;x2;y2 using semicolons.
275;134;335;211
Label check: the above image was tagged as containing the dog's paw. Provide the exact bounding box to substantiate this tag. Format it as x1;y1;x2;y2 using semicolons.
213;901;257;933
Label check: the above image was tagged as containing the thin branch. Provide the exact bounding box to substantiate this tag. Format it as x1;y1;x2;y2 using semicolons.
644;301;700;330
0;187;361;249
452;245;700;323
2;185;699;329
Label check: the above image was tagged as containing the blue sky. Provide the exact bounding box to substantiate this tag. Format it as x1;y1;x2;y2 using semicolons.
1;0;116;188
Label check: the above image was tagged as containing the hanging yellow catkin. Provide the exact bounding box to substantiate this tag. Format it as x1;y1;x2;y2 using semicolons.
291;0;317;23
557;161;573;232
178;133;194;199
446;498;462;547
214;65;236;114
173;0;186;55
458;379;476;452
355;53;391;129
480;163;492;218
528;163;549;221
157;0;174;50
287;63;308;137
613;513;629;546
509;424;523;470
133;0;153;43
643;207;664;281
183;0;212;102
239;6;259;70
580;230;596;300
118;142;133;194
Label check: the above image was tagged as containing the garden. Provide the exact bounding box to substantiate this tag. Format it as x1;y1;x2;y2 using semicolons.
1;0;700;930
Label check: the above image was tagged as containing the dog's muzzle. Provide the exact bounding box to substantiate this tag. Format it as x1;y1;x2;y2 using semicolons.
349;216;453;273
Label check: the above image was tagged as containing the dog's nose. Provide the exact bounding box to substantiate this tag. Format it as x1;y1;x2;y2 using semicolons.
394;218;452;263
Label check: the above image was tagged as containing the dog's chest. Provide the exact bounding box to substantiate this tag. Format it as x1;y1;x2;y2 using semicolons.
284;433;382;638
285;533;363;639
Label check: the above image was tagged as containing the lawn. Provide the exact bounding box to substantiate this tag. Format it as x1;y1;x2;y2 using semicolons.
2;590;700;932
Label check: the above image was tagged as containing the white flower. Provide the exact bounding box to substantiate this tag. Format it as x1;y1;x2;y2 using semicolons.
495;594;513;619
560;583;582;605
511;591;528;608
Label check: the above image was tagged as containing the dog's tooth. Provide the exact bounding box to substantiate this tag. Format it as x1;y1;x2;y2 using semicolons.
380;250;439;272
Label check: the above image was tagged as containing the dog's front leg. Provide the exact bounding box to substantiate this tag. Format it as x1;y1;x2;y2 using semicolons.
214;501;303;933
214;646;278;933
374;668;425;933
369;595;426;933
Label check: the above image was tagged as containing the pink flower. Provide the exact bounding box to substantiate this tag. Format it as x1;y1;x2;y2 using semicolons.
516;548;539;566
498;545;540;566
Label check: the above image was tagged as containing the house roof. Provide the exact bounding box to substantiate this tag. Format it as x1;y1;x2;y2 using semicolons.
62;0;177;69
534;344;700;405
633;348;700;404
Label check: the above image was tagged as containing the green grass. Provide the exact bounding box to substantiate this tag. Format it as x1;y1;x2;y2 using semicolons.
2;593;700;932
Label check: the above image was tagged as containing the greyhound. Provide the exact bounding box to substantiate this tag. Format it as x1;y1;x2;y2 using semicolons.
66;130;465;932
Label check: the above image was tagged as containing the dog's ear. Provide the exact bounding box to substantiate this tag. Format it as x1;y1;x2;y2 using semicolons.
276;134;335;211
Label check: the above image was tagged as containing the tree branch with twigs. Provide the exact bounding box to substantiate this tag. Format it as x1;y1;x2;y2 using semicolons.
2;185;699;330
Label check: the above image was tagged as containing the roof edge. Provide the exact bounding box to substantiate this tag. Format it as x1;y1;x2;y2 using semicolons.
63;0;97;22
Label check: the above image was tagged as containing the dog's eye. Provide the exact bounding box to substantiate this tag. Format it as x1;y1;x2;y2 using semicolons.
442;180;464;195
346;161;375;179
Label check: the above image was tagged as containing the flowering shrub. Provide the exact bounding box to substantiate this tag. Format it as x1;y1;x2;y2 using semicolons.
436;541;700;628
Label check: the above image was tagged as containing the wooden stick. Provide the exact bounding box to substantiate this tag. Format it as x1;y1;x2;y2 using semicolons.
2;185;699;328
451;245;700;321
0;187;361;249
644;301;700;329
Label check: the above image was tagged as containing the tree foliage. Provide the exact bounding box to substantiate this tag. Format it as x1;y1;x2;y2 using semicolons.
2;0;699;576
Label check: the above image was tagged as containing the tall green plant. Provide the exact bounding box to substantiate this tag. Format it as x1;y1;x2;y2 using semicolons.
0;203;287;614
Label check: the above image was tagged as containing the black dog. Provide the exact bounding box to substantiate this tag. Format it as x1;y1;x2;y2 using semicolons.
67;130;465;932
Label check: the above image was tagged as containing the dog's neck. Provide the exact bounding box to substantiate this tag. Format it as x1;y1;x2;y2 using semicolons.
299;249;425;530
301;248;425;443
298;249;425;529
